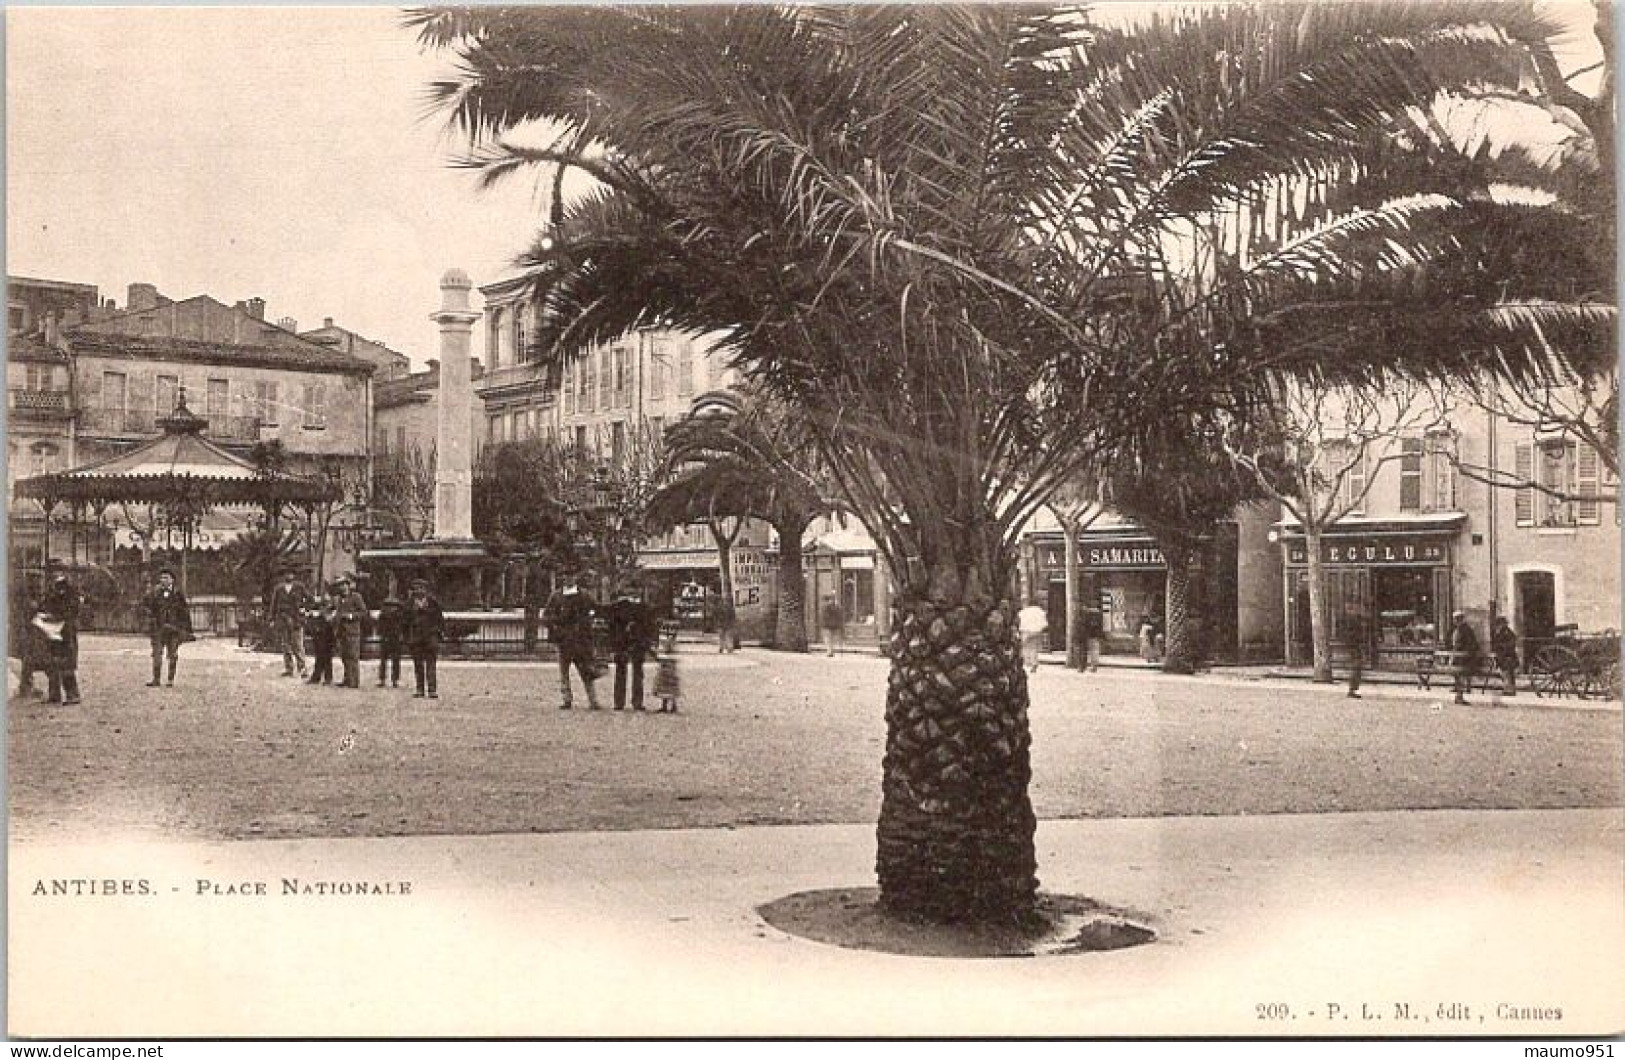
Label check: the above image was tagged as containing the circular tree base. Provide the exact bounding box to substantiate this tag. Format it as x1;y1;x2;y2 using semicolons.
757;888;1155;958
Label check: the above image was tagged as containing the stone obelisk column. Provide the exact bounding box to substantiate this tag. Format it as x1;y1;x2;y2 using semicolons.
430;268;481;541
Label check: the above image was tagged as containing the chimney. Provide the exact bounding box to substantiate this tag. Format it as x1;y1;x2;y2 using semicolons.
43;311;60;347
277;316;298;332
245;297;266;320
323;317;334;329
128;283;160;312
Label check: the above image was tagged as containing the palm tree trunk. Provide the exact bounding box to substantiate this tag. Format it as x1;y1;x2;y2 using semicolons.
1161;542;1197;674
877;586;1039;925
1305;525;1334;682
772;514;811;652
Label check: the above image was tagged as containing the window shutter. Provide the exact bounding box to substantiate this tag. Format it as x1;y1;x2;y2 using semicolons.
1577;444;1601;525
1513;442;1533;526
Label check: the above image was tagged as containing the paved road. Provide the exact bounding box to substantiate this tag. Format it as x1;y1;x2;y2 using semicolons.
8;635;1621;841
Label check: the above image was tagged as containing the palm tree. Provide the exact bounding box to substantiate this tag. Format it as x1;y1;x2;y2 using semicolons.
1099;418;1269;674
417;3;1600;925
647;390;838;652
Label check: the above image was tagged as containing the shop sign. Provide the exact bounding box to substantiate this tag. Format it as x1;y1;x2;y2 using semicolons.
1285;536;1448;566
1085;541;1165;570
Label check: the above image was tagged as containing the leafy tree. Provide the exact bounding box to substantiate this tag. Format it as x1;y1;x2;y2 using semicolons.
418;3;1593;926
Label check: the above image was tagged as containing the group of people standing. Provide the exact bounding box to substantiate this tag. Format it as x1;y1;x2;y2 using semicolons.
265;569;446;697
11;573;85;704
544;572;678;713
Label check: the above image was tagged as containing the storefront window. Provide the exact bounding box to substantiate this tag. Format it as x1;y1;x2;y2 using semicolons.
1373;568;1440;650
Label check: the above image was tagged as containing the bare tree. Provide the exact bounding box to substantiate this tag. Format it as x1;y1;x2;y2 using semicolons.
1224;381;1451;681
372;442;438;542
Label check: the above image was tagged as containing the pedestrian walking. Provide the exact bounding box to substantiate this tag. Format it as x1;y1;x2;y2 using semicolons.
1491;615;1520;699
819;593;845;657
37;574;81;705
1018;602;1048;673
143;568;193;688
404;579;443;699
1081;606;1103;672
1344;607;1367;699
266;569;309;678
544;571;601;710
305;588;336;686
605;582;657;711
376;591;406;688
331;575;369;689
1449;610;1481;705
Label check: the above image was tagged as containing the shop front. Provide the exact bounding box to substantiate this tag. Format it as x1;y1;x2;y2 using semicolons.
1028;530;1168;655
1281;519;1463;670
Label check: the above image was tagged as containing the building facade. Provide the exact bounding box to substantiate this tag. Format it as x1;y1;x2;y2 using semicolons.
474;275;775;634
1277;390;1618;669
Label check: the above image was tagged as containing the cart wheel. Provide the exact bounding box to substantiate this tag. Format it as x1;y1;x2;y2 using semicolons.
1532;646;1582;698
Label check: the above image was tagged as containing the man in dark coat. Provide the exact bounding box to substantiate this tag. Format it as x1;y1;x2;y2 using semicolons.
605;583;658;711
376;591;406;688
11;582;43;699
143;568;192;687
305;588;336;686
266;569;309;678
1491;615;1520;698
404;579;444;699
39;574;82;705
1449;610;1481;705
331;575;369;689
1344;607;1368;699
544;571;601;710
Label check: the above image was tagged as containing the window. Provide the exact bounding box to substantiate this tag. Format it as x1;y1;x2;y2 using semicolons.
650;416;664;445
614;346;630;407
376;428;389;456
583;354;596;412
102;370;127;411
253;381;279;425
1426;433;1456;511
1576;443;1602;525
612;421;625;467
678;342;694;397
396;426;406;455
650;340;667;400
1399;437;1423;512
561;363;574;416
488;414;501;444
206;378;229;421
511;312;524;364
25;364;54;391
1324;441;1366;515
599;347;612;409
31;441;61;474
302;382;327;428
1515;441;1535;526
7;304;24;334
155;374;179;418
575;425;588;453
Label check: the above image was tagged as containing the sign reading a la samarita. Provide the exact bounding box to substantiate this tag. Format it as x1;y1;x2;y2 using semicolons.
1084;540;1165;570
1285;535;1449;567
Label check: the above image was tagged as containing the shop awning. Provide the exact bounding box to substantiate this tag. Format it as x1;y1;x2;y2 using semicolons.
637;549;720;571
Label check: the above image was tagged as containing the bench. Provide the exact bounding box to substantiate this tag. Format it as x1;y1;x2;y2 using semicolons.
1416;651;1511;693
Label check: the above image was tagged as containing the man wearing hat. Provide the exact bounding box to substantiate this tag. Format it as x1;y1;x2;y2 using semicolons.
38;573;82;705
544;570;601;710
331;574;370;689
1448;610;1482;705
266;568;310;678
404;578;445;699
143;567;193;687
605;580;657;711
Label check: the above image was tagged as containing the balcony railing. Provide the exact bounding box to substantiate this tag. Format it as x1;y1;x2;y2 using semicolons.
78;403;263;442
8;387;72;418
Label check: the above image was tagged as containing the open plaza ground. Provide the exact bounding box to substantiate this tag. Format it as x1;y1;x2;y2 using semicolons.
8;635;1622;842
7;636;1624;1037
